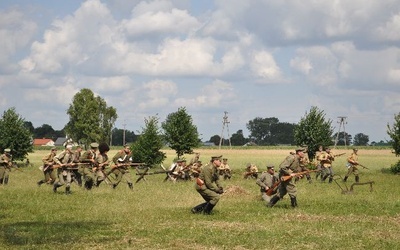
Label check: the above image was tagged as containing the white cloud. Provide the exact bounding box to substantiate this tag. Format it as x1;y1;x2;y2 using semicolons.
138;79;178;109
250;50;283;83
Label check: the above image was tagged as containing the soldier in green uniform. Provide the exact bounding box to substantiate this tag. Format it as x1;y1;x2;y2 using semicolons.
72;145;83;187
79;142;98;190
110;144;133;189
344;148;360;182
191;155;224;214
53;144;75;194
37;147;58;186
268;148;304;208
256;165;279;204
0;149;13;185
93;142;110;187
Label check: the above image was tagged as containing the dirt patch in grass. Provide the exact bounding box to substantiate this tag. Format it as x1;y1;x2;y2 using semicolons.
223;185;251;197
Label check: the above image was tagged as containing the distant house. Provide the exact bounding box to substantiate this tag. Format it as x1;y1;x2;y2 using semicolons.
33;138;55;147
54;137;76;147
202;142;216;147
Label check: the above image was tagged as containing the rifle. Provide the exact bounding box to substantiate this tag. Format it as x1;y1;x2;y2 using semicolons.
333;153;346;157
51;163;90;170
111;162;146;169
266;181;281;196
280;169;319;182
6;162;23;172
357;163;369;170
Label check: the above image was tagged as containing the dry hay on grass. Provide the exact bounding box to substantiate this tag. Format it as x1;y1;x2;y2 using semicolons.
223;185;251;197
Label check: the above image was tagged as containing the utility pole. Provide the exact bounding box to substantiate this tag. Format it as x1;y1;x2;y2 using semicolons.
219;111;231;149
334;116;347;148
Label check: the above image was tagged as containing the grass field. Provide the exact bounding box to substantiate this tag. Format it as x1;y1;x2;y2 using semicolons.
0;147;399;250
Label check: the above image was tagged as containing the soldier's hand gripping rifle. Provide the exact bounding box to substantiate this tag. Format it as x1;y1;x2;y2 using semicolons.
266;181;281;196
280;169;319;182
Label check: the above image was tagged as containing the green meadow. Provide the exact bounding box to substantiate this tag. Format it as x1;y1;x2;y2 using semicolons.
0;147;399;250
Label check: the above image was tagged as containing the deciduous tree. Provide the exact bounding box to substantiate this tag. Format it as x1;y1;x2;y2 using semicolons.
0;108;33;160
387;112;400;156
294;106;333;160
162;107;200;158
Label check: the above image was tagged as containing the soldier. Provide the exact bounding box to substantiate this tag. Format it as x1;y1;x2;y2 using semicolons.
297;147;312;183
256;165;279;204
314;145;324;180
71;145;83;187
79;142;99;190
344;148;360;183
93;143;110;187
110;144;133;189
243;163;259;179
167;159;186;182
219;158;232;180
0;149;13;185
268;148;304;208
37;147;58;186
190;160;202;178
192;155;224;214
53;144;75;194
320;147;335;183
188;152;200;166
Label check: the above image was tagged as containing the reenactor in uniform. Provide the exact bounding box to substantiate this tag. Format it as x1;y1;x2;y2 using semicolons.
268;148;304;208
297;147;312;183
72;145;83;187
218;158;232;180
37;147;58;186
192;155;224;214
93;143;110;187
79;142;99;190
243;163;259;179
344;148;360;183
0;149;13;185
110;144;133;189
314;145;324;180
256;165;279;204
53;144;75;194
188;152;200;166
190;161;202;178
320;147;335;183
167;159;186;182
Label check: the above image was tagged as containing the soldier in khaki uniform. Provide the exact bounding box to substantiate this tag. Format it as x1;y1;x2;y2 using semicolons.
37;147;58;186
344;148;360;182
0;149;13;185
314;145;324;180
110;144;133;189
192;155;224;214
53;145;75;194
256;165;279;204
268;148;304;208
79;142;98;190
218;158;232;180
320;147;335;183
93;143;110;187
71;145;83;187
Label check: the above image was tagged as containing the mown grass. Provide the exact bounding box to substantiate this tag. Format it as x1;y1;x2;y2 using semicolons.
0;148;399;250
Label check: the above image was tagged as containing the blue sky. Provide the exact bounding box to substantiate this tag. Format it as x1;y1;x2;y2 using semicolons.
1;0;400;143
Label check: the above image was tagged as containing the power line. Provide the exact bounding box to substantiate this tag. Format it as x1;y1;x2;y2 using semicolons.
334;116;347;148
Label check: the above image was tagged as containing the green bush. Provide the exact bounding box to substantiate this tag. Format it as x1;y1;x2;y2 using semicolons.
389;160;400;174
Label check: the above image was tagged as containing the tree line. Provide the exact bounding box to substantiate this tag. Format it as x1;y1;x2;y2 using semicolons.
1;88;399;163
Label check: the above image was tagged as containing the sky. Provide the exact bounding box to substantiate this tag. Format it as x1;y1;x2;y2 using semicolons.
1;0;400;143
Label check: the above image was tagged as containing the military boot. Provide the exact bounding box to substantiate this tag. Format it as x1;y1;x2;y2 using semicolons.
328;177;333;183
267;195;280;207
53;183;61;193
343;176;348;182
37;180;45;186
128;183;133;190
203;203;216;215
4;177;9;185
65;186;71;195
290;197;298;208
191;202;207;214
355;176;360;183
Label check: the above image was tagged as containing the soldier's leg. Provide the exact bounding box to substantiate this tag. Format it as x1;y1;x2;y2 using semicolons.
3;169;10;184
354;168;360;182
121;170;133;189
287;181;298;207
65;171;72;194
328;167;334;183
0;167;5;184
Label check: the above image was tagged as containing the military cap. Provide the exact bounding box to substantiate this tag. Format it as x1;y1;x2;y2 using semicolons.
4;148;11;153
353;148;358;151
266;165;275;169
90;142;99;148
211;155;222;161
